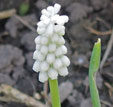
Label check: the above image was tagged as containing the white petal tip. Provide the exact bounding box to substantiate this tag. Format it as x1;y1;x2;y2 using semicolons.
48;69;58;80
39;72;48;83
54;4;61;14
59;67;69;76
32;61;40;72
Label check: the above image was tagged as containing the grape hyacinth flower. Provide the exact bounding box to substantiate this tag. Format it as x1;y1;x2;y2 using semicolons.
32;3;70;107
33;3;70;83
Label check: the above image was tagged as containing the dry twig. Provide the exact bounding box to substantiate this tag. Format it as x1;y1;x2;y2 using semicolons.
43;81;51;106
101;100;112;107
104;82;113;92
14;14;37;33
0;9;16;19
0;8;37;33
84;18;113;70
100;30;113;70
84;17;112;36
0;84;45;107
96;17;111;29
85;26;112;36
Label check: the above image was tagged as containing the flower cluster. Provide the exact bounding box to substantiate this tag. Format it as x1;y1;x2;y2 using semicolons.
33;3;70;83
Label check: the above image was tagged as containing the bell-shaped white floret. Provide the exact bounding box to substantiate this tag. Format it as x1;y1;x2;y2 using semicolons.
32;61;40;72
40;46;48;55
40;15;50;25
46;53;55;64
54;3;61;14
51;14;59;23
48;44;56;52
41;9;50;17
39;72;48;82
53;58;62;69
55;47;63;57
51;34;59;43
58;36;65;45
61;56;70;66
40;15;48;21
43;18;50;25
33;50;38;59
35;36;41;44
54;25;62;33
61;45;67;54
46;24;54;36
40;61;49;72
56;15;69;25
37;27;45;34
55;46;67;56
41;36;48;45
47;6;54;15
58;67;68;76
36;44;41;50
61;15;69;23
33;51;45;61
37;21;45;28
54;25;65;35
48;68;58;79
59;28;65;36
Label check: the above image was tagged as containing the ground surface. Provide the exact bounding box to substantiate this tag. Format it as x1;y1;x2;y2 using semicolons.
0;0;113;107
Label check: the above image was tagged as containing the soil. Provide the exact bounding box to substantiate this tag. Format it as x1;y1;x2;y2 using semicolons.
0;0;113;107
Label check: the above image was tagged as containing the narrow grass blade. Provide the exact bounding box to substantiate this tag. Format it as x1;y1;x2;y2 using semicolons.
89;38;101;107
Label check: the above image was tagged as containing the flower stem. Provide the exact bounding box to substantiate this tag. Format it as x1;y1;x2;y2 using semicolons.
49;78;61;107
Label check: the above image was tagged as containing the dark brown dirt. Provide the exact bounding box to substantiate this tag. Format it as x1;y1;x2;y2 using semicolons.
0;0;113;107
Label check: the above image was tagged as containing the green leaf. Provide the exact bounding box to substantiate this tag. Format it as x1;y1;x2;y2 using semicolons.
89;38;101;107
19;2;29;16
89;38;101;73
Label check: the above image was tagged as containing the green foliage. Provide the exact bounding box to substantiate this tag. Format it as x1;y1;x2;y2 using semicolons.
19;1;29;16
89;38;101;107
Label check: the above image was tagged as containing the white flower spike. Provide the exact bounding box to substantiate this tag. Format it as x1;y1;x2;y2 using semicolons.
33;3;70;83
